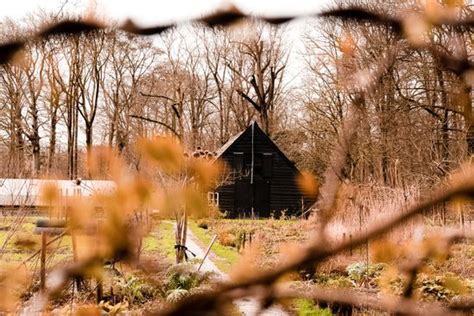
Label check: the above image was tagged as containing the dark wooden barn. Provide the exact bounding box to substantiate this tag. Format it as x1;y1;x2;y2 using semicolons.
211;121;315;218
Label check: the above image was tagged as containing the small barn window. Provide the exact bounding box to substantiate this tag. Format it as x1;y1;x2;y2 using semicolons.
207;192;219;206
233;152;244;172
263;153;273;177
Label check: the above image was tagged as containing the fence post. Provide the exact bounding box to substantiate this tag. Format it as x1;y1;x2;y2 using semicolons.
349;234;353;257
40;232;47;291
97;279;103;303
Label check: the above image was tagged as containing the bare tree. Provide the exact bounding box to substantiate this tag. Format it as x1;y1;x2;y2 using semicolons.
103;31;156;153
43;39;64;174
0;63;27;177
226;22;288;135
21;40;46;176
77;30;109;155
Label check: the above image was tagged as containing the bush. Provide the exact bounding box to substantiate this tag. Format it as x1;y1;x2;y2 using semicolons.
418;276;454;301
314;273;353;288
113;275;156;305
416;274;468;302
166;288;190;303
165;263;214;300
217;230;238;247
346;262;385;286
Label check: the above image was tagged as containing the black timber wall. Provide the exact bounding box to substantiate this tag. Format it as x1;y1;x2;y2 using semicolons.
215;123;315;218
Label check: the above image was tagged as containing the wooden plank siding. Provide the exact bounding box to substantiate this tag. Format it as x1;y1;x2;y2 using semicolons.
214;122;315;218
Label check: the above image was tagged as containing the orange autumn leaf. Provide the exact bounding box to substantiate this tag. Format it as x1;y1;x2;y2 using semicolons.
297;171;319;198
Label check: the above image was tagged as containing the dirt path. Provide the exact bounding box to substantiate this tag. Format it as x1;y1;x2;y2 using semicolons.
185;228;287;316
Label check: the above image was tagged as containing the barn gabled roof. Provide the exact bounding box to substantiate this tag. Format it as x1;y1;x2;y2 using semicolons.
215;121;300;172
215;130;245;158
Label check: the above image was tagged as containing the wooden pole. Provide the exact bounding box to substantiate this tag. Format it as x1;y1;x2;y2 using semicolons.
40;232;47;291
97;279;103;304
198;235;217;272
71;230;78;263
349;234;353;257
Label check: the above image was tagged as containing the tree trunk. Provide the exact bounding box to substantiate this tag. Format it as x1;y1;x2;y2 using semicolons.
48;115;57;173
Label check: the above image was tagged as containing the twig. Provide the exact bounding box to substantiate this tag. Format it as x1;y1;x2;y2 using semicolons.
18;229;69;268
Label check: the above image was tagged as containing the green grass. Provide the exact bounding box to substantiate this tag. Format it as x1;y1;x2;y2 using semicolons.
156;221;176;262
0;215;171;266
294;298;333;316
0;216;247;271
142;235;160;252
188;221;239;273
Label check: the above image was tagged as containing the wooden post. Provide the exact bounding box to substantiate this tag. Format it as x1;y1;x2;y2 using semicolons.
40;232;47;291
358;206;363;255
198;235;218;272
71;229;83;290
71;230;78;263
71;279;75;307
35;219;66;292
442;202;447;226
97;279;103;304
349;234;353;257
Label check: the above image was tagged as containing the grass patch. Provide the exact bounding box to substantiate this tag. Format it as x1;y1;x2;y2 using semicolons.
188;221;239;273
143;235;160;253
0;215;175;263
294;298;333;316
156;221;176;262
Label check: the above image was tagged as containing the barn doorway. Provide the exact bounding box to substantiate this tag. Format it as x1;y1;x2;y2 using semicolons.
234;177;270;218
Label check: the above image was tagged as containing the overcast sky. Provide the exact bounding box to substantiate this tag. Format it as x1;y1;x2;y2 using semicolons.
1;0;333;24
0;0;333;148
1;0;333;86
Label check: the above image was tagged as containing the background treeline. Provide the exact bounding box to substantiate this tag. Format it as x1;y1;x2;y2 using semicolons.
0;0;472;191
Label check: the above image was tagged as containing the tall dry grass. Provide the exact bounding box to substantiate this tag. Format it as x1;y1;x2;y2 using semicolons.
325;183;424;245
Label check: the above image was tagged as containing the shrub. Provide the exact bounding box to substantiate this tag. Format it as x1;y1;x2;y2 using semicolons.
416;274;468;302
217;231;238;247
166;289;190;303
326;276;353;288
346;262;385;286
113;275;156;305
314;273;353;288
418;276;454;301
165;263;214;298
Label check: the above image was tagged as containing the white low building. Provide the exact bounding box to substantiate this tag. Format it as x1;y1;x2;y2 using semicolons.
0;178;116;209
